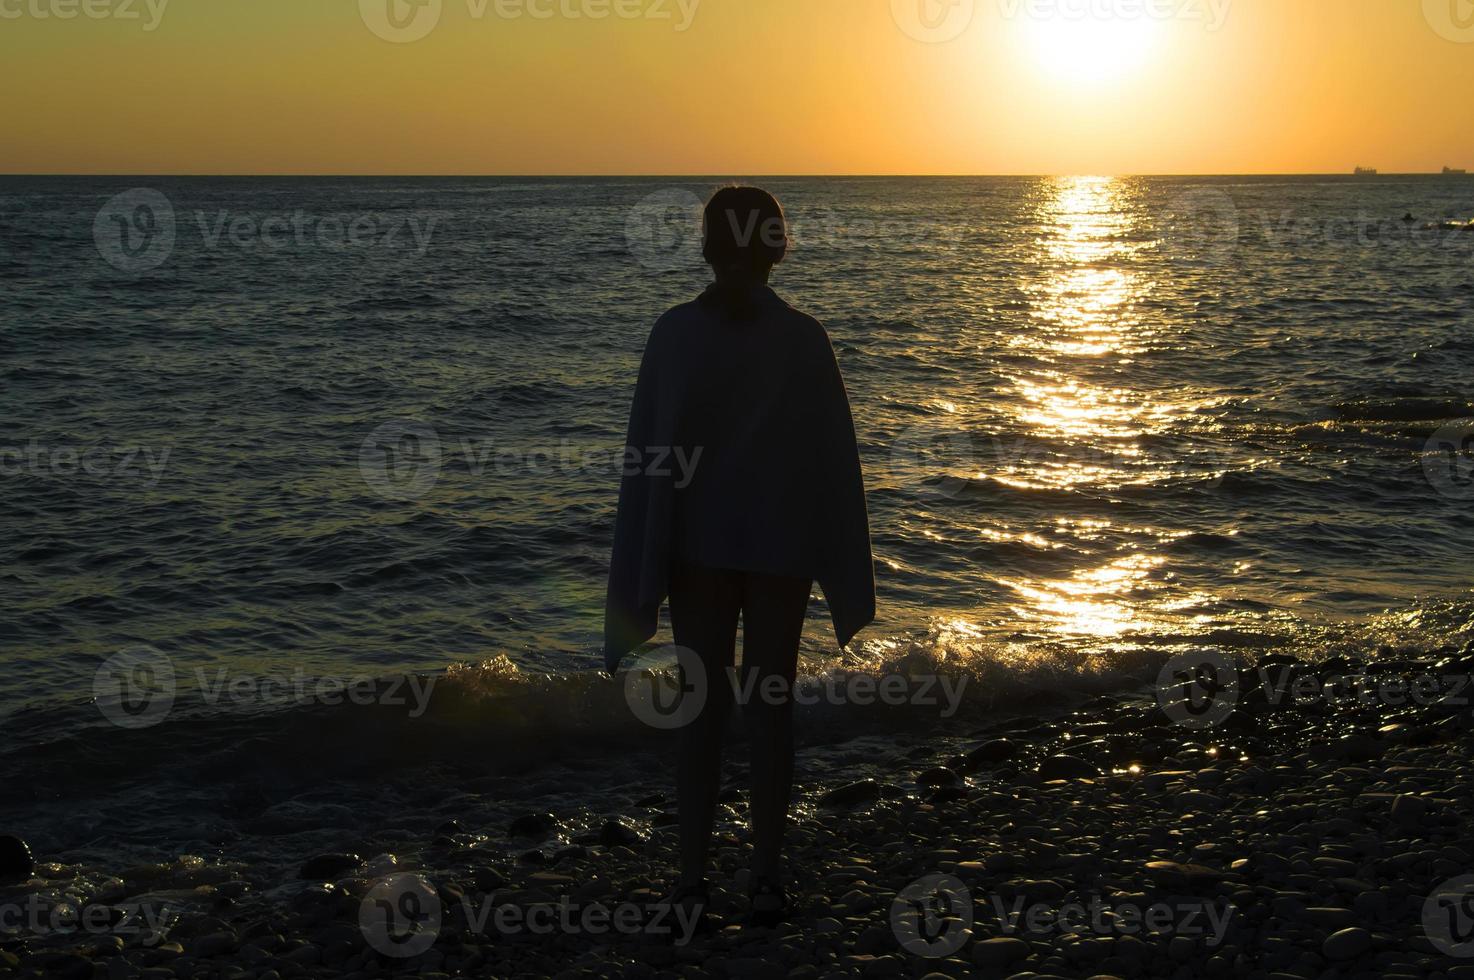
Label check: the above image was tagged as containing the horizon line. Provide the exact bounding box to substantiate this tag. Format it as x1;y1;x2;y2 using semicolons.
1;171;1469;179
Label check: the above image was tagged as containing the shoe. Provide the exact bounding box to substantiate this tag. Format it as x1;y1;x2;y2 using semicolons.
748;875;788;927
652;880;709;943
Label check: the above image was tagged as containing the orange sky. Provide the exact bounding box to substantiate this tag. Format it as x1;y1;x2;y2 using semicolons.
3;0;1473;174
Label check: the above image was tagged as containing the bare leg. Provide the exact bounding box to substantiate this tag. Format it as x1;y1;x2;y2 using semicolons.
668;564;740;890
738;571;810;883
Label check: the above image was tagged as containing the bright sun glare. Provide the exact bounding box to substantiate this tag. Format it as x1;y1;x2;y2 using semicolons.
1021;13;1164;84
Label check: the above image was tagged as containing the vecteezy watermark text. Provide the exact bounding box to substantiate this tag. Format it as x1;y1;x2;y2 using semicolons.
891;875;1234;958
0;895;176;946
359;874;702;957
193;668;438;717
359;0;700;43
358;420;705;501
0;0;168;30
623;646;969;730
94;189;440;273
1155;649;1474;730
984;892;1234;945
194;210;439;256
0;442;171;487
1001;0;1232;29
93;648;439;729
891;0;1231;45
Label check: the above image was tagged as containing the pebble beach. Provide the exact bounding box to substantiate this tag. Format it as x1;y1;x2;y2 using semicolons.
4;641;1474;979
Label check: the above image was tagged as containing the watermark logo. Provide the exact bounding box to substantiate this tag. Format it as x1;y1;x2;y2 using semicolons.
890;425;974;499
623;645;708;730
892;874;973;957
0;0;170;30
1162;186;1239;266
359;421;443;501
1000;0;1233;30
1156;649;1238;729
1424;0;1474;42
1251;663;1471;713
623;657;970;729
891;0;975;43
94;189;175;273
194;670;438;716
0;895;176;946
93;646;176;729
1425;875;1474;957
361;874;443;958
360;0;443;42
360;0;700;42
626;188;704;272
463;894;701;945
982;890;1233;945
1423;421;1474;500
192;209;439;255
357;883;703;949
0;442;171;488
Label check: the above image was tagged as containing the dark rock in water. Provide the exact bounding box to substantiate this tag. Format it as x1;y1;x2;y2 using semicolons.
298;853;362;881
717;787;744;804
967;739;1019;764
1039;755;1100;780
508;812;559;837
819;779;882;807
518;849;547;865
473;868;506;891
434;819;463;837
0;836;33;881
927;785;970;806
1333;398;1474;422
553;845;588;862
915;766;957;787
633;793;665;808
597;819;645;847
1317;655;1364;678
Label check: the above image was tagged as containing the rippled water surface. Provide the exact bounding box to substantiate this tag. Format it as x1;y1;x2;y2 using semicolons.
2;175;1473;734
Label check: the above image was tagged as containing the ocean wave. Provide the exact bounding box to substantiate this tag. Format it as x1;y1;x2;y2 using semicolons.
1332;397;1473;422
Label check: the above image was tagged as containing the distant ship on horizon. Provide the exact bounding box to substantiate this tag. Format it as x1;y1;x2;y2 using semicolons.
1444;166;1467;175
1354;166;1378;176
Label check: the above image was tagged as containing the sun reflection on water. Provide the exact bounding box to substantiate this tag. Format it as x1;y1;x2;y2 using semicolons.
989;177;1214;640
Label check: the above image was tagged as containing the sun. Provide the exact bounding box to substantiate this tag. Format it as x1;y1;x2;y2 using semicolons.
1020;12;1164;85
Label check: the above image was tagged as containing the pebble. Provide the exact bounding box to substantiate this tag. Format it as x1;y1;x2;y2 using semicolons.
968;739;1019;764
190;932;237;958
598;818;645;846
298;853;362;880
1322;927;1372;961
1038;755;1101;780
0;835;33;880
973;937;1031;967
508;811;560;837
1390;793;1428;826
9;649;1467;980
819;780;882;807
